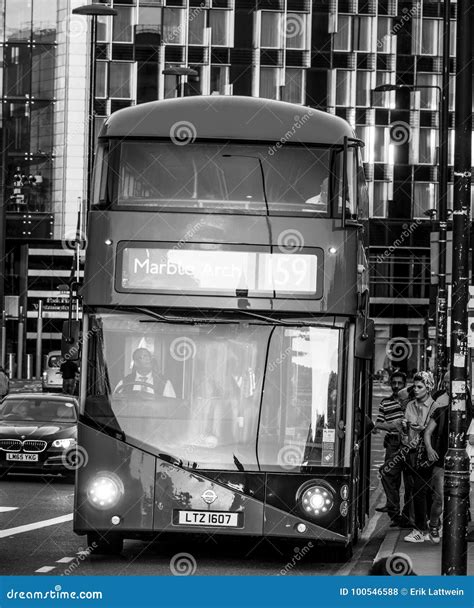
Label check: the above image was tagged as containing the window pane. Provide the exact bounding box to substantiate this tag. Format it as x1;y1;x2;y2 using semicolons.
96;62;107;98
185;66;202;96
163;8;185;44
285;13;306;50
209;10;229;46
32;0;56;43
210;66;228;94
261;12;281;48
354;17;372;52
5;0;31;42
373;182;388;217
139;7;162;27
356;72;371;106
109;63;132;98
281;68;303;104
4;46;31;96
377;17;392;53
418;129;437;164
333;15;350;51
373;127;386;163
113;6;133;43
31;45;55;98
188;8;205;45
414;182;437;217
421;19;440;55
5;103;29;153
335;70;351;106
97;15;110;43
30;102;53;154
417;73;440;110
6;157;52;213
260;67;278;100
164;73;178;99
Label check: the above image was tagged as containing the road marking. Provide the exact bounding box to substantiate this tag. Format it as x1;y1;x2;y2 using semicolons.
0;506;18;512
0;513;73;539
56;557;75;563
35;566;56;573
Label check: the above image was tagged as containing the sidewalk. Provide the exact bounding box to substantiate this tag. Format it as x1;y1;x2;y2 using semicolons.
374;526;474;575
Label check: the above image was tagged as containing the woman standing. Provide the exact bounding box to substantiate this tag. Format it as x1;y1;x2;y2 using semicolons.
403;371;437;543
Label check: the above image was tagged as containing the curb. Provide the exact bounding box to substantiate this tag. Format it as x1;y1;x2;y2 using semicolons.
372;529;400;563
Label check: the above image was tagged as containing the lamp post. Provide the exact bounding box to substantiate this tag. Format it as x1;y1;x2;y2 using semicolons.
72;3;117;208
373;81;449;386
162;66;198;98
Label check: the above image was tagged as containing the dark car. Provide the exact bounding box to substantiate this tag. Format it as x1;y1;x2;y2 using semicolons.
0;393;78;479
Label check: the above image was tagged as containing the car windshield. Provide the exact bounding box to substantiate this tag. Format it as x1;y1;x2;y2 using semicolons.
85;311;343;471
114;142;332;215
0;399;77;422
48;355;61;368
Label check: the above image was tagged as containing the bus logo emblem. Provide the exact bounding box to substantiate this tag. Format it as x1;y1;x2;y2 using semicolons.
202;489;217;504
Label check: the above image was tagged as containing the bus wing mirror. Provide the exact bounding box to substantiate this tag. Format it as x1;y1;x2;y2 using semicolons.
61;320;81;361
355;317;374;360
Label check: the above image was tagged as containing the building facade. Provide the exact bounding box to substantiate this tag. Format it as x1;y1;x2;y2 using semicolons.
0;0;470;376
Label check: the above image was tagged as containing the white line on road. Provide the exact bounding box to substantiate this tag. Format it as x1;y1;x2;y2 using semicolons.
35;566;56;573
56;557;75;563
0;513;73;539
0;506;18;512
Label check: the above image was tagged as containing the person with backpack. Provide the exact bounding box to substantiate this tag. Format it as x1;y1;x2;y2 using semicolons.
0;366;9;399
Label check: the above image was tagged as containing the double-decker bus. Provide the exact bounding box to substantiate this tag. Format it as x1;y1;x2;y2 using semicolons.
71;95;374;558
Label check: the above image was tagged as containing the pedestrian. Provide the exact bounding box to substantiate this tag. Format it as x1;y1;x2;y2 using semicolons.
423;381;450;544
375;371;413;527
0;366;9;399
60;358;79;395
403;371;437;543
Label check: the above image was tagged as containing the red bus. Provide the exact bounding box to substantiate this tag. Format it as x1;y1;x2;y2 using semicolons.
71;96;374;558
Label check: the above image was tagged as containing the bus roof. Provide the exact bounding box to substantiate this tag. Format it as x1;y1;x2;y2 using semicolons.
102;96;354;145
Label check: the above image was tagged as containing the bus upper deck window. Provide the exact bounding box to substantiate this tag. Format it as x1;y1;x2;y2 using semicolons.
92;143;108;206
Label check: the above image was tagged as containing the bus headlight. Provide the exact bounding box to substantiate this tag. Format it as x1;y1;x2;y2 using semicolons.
298;482;334;517
87;472;124;510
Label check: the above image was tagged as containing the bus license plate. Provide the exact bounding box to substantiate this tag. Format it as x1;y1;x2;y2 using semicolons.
6;453;38;462
178;511;239;527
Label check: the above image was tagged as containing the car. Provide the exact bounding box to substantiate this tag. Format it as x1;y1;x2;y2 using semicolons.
42;350;63;392
0;393;78;479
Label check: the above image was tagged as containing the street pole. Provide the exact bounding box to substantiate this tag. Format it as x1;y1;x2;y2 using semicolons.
435;0;450;387
442;0;472;576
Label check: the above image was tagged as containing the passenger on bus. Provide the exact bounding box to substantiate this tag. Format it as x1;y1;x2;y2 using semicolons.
305;177;328;208
114;347;176;398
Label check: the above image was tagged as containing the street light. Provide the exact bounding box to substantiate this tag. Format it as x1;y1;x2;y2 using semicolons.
373;81;449;386
72;3;117;208
162;66;198;98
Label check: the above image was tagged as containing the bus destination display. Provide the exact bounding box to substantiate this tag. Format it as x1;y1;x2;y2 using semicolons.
119;247;322;296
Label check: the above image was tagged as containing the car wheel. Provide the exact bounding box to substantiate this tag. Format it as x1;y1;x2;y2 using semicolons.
87;532;123;556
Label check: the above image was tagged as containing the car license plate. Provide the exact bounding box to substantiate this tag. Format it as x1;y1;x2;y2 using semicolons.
6;453;38;462
177;510;239;527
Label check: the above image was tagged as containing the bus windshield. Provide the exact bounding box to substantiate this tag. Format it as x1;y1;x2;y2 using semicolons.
85;311;343;471
113;142;332;214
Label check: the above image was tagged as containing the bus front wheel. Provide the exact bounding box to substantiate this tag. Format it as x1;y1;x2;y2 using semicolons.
87;532;123;556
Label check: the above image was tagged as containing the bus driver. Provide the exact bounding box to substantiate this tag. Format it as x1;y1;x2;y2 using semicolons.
114;347;176;398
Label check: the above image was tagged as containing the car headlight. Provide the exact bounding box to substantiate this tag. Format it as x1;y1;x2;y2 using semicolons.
298;482;335;517
87;472;124;510
52;438;76;449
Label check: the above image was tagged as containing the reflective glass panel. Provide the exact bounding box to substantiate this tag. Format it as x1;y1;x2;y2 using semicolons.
209;10;229;46
281;68;303;104
285;13;306;50
116;141;332;215
31;45;56;98
4;45;31;96
261;12;281;47
113;6;133;42
30;102;54;154
109;62;133;98
333;15;350;51
188;8;205;44
32;0;56;43
162;8;185;44
5;0;32;42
